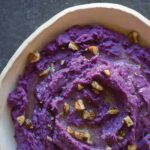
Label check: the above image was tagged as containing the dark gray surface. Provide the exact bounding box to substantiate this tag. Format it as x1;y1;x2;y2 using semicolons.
0;0;150;72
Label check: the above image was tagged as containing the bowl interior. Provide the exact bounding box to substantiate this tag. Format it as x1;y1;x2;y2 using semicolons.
0;4;150;150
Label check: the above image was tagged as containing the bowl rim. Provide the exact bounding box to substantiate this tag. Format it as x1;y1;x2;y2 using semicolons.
0;3;150;83
1;3;150;149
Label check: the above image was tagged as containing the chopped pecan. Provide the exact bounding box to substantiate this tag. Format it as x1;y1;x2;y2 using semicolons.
77;84;84;90
74;99;85;111
17;115;25;126
124;116;134;127
68;41;79;51
39;63;55;76
127;144;137;150
107;108;119;115
103;69;111;77
134;72;138;76
83;110;96;120
63;102;70;114
92;88;100;95
47;124;52;130
118;130;125;140
128;31;139;43
39;67;51;76
47;136;52;142
87;46;99;55
28;52;41;63
83;131;92;144
91;81;104;91
74;131;84;140
74;131;92;144
66;126;74;135
25;119;33;129
106;146;112;150
60;60;65;65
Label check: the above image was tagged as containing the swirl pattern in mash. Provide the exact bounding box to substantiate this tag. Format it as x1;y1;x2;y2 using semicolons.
8;25;150;150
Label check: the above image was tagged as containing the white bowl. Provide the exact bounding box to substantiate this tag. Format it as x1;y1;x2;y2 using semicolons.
0;3;150;150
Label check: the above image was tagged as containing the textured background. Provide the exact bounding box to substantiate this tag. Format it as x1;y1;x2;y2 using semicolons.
0;0;150;72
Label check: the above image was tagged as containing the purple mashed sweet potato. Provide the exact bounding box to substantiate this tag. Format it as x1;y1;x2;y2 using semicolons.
8;25;150;150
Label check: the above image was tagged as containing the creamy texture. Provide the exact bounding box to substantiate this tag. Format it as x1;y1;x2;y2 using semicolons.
8;25;150;150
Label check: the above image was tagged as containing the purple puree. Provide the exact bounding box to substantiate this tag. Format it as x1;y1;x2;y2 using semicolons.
8;25;150;150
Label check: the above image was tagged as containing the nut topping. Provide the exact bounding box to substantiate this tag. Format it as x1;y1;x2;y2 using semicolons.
39;63;55;76
106;146;112;150
47;136;52;142
50;63;55;72
82;131;92;145
127;144;137;150
39;67;51;76
47;124;53;130
63;102;70;114
91;81;104;91
103;69;111;77
74;131;92;144
25;119;33;129
67;126;92;145
74;131;85;140
66;126;74;135
92;88;100;95
134;72;138;76
107;108;119;115
124;116;134;127
87;46;99;55
60;60;65;65
74;99;85;111
17;115;25;126
68;41;79;51
77;84;84;90
118;131;125;140
28;52;41;63
51;117;54;121
128;31;139;43
83;110;96;120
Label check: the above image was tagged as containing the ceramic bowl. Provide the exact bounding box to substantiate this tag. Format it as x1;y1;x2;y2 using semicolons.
0;3;150;150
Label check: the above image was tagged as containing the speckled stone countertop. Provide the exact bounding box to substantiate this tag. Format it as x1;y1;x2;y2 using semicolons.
0;0;150;72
